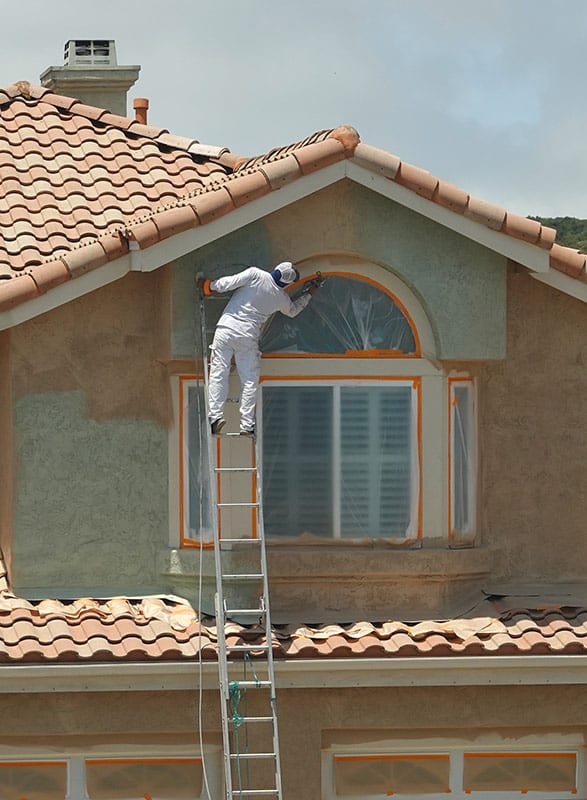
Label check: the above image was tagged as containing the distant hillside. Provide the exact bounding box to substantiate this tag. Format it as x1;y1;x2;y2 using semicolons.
529;216;587;253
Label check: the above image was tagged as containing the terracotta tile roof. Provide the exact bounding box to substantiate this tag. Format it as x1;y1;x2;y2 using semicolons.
0;81;232;274
1;586;587;664
0;80;585;316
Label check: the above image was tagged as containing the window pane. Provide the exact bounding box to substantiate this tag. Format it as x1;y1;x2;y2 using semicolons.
340;386;413;538
452;383;475;534
261;276;416;354
334;754;450;796
463;752;577;793
0;762;67;800
263;386;333;537
187;384;212;536
86;758;203;799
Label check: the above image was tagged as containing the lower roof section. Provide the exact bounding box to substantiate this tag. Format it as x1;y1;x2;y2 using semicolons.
1;591;587;670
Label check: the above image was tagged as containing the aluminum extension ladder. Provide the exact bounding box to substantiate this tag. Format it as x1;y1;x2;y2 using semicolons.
198;291;283;800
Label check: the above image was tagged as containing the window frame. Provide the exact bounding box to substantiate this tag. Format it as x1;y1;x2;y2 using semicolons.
448;376;478;542
323;743;583;799
0;751;223;800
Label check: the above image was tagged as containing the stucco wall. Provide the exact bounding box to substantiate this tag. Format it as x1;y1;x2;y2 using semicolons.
10;269;173;595
172;181;507;360
2;684;586;800
477;265;587;583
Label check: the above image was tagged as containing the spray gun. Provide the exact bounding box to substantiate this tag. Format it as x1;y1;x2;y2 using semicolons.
300;271;326;295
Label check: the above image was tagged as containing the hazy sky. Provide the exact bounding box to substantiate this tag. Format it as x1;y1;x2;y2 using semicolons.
2;0;587;217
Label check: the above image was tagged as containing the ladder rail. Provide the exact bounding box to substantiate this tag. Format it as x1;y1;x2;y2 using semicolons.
198;289;283;800
253;433;284;800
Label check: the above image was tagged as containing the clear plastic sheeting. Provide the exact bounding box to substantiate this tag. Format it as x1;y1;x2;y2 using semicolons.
86;758;203;799
451;381;475;535
260;275;417;355
463;752;577;793
262;383;418;540
334;754;450;796
0;761;68;800
186;382;213;540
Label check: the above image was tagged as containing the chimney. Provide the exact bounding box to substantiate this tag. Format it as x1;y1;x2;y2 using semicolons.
40;40;140;116
133;97;149;125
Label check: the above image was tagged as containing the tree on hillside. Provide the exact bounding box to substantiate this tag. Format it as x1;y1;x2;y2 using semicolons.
529;216;587;253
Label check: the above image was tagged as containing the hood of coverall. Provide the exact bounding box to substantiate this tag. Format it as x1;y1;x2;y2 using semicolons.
271;262;299;287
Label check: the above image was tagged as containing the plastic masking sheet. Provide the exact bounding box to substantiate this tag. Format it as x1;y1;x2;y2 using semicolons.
334;754;450;796
261;275;416;354
0;762;67;800
86;759;203;799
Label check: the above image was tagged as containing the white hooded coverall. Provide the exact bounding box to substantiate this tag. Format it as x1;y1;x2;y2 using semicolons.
208;266;311;432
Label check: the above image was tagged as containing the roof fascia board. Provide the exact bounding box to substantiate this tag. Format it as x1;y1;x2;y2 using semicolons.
532;268;587;303
346;161;551;274
0;255;131;332
137;162;349;273
2;655;587;694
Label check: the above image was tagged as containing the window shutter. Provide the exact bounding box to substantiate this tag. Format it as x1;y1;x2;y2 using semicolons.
340;386;413;538
263;386;333;537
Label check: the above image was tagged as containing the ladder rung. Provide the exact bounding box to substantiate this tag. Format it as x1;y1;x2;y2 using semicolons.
222;573;264;580
230;752;277;760
215;467;257;473
217;432;254;438
231;790;279;796
229;716;273;724
220;537;261;545
224;608;265;616
218;502;259;508
226;644;270;652
231;680;272;688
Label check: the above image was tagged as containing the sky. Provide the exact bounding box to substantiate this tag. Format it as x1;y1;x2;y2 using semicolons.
2;0;587;218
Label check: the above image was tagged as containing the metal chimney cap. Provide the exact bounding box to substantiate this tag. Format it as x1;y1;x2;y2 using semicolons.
63;40;117;67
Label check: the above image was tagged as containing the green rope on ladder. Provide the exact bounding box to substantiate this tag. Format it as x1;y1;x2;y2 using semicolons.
229;655;264;796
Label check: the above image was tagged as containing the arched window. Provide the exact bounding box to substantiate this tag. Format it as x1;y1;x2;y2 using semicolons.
261;274;418;356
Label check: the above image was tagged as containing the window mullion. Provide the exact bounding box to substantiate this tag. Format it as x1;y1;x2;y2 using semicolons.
67;757;86;800
332;386;341;539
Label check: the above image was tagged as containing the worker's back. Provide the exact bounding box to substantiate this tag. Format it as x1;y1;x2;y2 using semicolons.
214;267;294;338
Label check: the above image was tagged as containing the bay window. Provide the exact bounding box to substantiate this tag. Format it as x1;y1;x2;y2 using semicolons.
175;262;478;547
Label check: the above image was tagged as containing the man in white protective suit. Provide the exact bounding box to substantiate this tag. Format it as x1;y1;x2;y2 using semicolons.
198;263;319;435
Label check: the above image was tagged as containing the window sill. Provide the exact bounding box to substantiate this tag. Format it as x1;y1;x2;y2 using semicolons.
266;545;492;622
160;545;492;623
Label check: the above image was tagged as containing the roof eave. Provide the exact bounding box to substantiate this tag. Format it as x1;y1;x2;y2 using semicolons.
2;654;587;693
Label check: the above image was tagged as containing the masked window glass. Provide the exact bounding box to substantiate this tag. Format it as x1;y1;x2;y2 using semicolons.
260;275;417;355
262;382;419;540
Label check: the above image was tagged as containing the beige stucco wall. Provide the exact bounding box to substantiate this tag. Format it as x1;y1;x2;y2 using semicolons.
11;269;172;423
2;683;587;799
9;268;175;595
476;265;586;584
